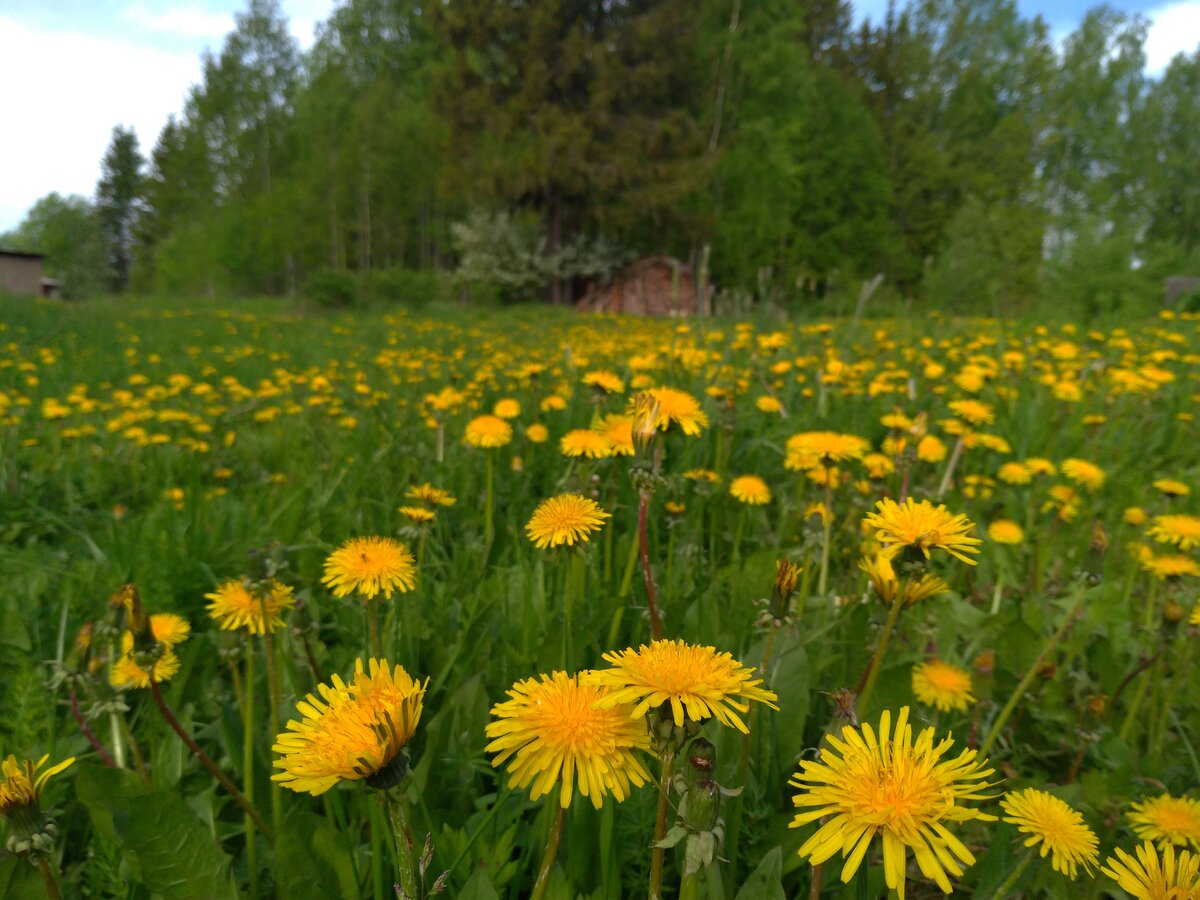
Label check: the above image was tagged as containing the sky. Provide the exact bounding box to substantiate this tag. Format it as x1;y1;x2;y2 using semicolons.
1;0;1198;234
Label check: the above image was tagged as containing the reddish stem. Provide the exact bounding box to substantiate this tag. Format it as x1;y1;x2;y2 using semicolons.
69;689;117;768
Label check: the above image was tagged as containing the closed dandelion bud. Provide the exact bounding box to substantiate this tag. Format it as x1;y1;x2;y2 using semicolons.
683;739;716;795
1164;600;1185;623
631;393;662;455
684;778;720;834
771;560;801;618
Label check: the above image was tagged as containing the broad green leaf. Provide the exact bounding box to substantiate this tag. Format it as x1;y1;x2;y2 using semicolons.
734;846;785;900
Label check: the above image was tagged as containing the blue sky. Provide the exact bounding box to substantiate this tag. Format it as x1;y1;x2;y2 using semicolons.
1;0;1198;234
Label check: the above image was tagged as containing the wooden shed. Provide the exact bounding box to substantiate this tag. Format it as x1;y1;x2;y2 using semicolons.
0;250;47;296
576;256;711;316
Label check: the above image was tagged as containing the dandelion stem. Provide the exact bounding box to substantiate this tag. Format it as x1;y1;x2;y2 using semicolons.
68;688;116;768
648;750;676;900
530;804;566;900
638;491;664;641
367;601;382;659
857;594;906;715
679;868;700;900
484;453;495;561
148;677;274;844
988;852;1033;900
243;646;259;900
817;479;833;596
936;435;965;500
261;628;284;837
36;857;63;900
386;790;419;900
980;591;1084;759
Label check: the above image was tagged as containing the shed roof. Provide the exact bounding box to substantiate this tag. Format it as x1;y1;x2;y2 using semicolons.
0;249;45;260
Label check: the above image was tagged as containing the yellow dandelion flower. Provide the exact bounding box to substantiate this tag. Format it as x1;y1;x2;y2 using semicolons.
664;501;686;516
864;497;982;566
682;468;722;485
1148;515;1200;552
149;612;191;648
582;370;625;394
1126;507;1149;526
1153;479;1190;498
493;398;521;419
540;395;567;413
322;536;417;600
1061;458;1105;491
1000;788;1100;878
593;414;634;456
641;387;709;436
1190;601;1200;626
755;395;783;413
1130;795;1200;851
399;505;436;524
860;555;952;606
948;399;995;426
273;658;427;796
405;484;456;507
784;431;869;470
911;660;975;712
560;429;614;459
1101;841;1200;899
525;494;610;550
1025;457;1057;477
0;754;75;817
987;520;1025;545
790;707;996;898
110;632;181;689
917;434;947;463
863;453;896;479
1143;555;1200;580
206;579;295;635
525;423;549;443
486;672;651;809
729;475;771;505
465;415;513;449
586;640;778;734
997;461;1033;485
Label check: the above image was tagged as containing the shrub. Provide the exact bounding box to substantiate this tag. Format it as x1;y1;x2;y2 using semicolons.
304;269;359;308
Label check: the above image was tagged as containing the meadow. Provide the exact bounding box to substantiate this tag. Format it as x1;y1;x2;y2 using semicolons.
0;297;1198;899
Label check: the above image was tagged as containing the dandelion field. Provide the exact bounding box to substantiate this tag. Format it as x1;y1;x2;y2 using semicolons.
1;298;1199;899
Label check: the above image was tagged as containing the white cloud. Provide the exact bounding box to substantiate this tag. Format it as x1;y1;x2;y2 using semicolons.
0;15;203;231
124;5;233;38
1144;1;1200;75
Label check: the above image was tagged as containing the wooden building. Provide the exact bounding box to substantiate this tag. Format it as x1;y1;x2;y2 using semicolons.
575;256;711;316
0;250;47;296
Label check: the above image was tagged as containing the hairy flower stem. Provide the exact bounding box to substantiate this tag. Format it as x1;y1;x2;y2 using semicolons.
638;491;664;640
243;647;259;900
366;601;382;659
648;751;677;900
981;592;1084;759
562;552;585;670
679;869;700;900
857;592;906;715
988;852;1033;899
530;805;567;900
69;689;116;768
817;480;833;596
148;677;274;844
386;791;419;900
37;857;63;900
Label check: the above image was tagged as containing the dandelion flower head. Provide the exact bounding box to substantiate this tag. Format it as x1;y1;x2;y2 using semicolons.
729;475;771;505
0;754;75;817
486;671;651;809
1000;788;1100;878
790;706;996;898
586;640;778;734
1147;515;1200;552
322;536;417;601
1129;794;1200;851
273;658;426;795
1101;841;1200;899
525;494;610;550
465;415;513;449
912;659;975;713
864;497;982;566
206;578;295;635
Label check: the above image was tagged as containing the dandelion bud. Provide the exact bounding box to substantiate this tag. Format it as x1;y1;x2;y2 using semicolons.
772;560;801;616
683;778;720;835
631;392;662;455
1164;600;1185;623
682;739;716;796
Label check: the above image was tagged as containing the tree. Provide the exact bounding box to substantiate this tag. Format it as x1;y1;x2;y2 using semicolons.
431;0;709;302
96;125;144;292
3;194;111;298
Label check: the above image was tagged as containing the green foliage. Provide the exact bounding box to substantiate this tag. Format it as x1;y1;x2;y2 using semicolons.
2;193;110;298
364;267;452;309
96;125;145;292
305;268;360;308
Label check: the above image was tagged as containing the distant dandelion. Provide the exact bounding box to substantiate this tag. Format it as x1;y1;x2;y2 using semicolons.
206;579;295;635
729;475;771;505
465;415;513;449
560;429;614;459
1147;515;1200;552
322;536;417;600
1061;458;1105;491
988;520;1025;544
525;494;610;550
110;632;181;689
911;659;975;712
1000;788;1100;878
486;671;651;809
1142;554;1200;580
